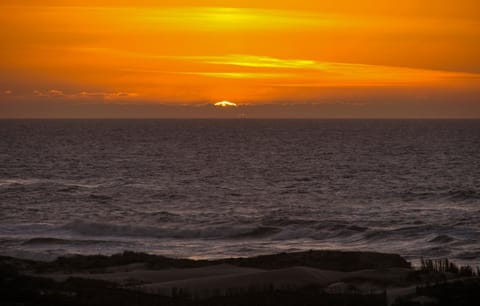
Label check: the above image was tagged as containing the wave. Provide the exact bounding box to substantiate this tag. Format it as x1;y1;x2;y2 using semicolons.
363;230;392;241
400;188;480;202
89;194;112;201
428;235;455;243
22;237;110;246
61;220;283;240
233;226;281;238
446;189;480;201
456;250;480;260
151;211;181;222
51;219;479;261
5;220;479;267
61;220;369;241
262;216;317;227
0;179;41;187
0;178;102;189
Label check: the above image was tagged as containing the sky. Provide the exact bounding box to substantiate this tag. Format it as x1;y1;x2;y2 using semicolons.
1;0;480;118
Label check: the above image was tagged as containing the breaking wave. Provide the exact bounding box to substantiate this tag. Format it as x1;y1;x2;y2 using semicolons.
61;220;283;240
23;237;110;246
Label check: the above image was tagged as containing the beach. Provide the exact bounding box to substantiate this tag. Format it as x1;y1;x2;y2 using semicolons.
1;250;479;306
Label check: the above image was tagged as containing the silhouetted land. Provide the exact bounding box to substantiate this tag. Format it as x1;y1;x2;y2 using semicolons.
26;250;410;272
1;250;478;306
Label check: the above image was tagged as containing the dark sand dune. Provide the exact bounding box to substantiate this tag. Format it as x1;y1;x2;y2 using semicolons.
1;250;479;306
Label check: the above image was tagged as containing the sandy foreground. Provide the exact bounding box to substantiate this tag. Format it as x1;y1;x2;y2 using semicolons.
31;250;411;296
2;250;479;306
40;263;410;298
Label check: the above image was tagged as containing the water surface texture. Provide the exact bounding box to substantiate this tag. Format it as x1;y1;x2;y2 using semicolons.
1;120;479;264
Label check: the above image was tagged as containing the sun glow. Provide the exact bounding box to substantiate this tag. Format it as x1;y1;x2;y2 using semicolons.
214;101;238;107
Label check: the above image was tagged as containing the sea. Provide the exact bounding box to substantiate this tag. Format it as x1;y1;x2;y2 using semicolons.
1;119;479;265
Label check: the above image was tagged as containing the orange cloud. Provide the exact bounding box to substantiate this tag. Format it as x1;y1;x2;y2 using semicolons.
34;89;65;97
32;90;139;100
78;91;139;100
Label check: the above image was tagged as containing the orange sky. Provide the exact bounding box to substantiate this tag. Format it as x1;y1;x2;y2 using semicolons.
1;0;480;117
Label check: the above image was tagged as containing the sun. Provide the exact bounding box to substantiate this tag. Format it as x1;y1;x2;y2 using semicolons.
214;101;238;107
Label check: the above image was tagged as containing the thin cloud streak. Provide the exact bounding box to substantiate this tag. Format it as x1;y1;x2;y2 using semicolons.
177;71;296;79
72;48;480;84
124;54;480;85
190;54;316;69
32;90;139;100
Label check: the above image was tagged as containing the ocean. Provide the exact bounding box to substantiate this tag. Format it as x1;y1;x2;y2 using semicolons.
1;119;479;265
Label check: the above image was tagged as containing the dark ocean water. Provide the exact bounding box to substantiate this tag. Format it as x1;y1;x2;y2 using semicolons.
1;119;479;265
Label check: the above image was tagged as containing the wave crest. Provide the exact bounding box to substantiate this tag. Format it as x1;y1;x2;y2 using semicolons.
61;220;282;240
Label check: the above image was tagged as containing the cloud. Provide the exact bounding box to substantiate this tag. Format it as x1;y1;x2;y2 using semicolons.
33;89;139;100
34;89;65;97
57;45;480;84
78;91;139;100
165;54;480;85
193;54;317;69
178;71;295;79
4;90;12;95
116;53;480;84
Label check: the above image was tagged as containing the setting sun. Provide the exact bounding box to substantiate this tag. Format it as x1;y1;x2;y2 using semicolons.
214;101;238;107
